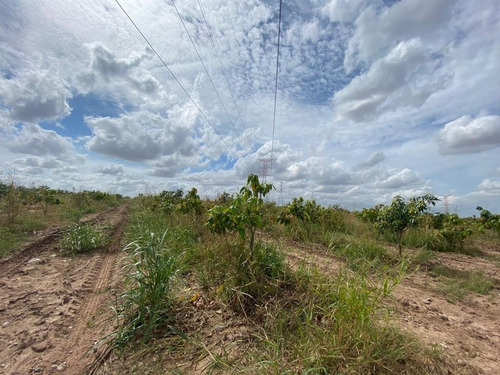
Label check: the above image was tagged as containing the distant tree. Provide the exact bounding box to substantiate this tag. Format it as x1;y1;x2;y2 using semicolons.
378;194;439;255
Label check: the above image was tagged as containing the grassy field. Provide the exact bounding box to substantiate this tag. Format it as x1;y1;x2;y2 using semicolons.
1;178;499;374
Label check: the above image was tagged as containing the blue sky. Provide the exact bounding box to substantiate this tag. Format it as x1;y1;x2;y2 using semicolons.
0;0;499;215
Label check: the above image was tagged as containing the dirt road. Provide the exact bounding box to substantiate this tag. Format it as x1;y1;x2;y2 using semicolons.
0;205;128;375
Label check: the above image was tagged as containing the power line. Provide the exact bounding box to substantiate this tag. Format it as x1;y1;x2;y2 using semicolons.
171;0;244;148
113;0;237;160
270;0;283;179
196;0;253;151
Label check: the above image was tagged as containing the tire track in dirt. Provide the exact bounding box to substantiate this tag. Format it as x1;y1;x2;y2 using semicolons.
0;204;128;375
0;228;63;276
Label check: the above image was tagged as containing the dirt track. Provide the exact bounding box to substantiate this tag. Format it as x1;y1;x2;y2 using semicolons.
0;205;128;375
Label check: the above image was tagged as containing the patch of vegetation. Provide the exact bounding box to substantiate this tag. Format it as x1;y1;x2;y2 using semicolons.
328;234;395;273
429;266;495;302
112;231;185;348
60;223;108;255
245;265;446;374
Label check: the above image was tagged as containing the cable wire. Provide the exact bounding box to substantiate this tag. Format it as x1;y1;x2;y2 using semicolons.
270;0;283;178
171;0;244;148
196;0;253;151
113;0;237;160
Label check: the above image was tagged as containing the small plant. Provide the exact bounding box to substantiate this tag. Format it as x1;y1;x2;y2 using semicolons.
178;187;203;215
113;231;182;347
0;173;23;224
34;186;61;215
60;223;107;255
278;197;319;241
477;206;500;237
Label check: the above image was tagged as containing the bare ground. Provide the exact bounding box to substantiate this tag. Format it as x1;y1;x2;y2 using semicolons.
0;204;128;375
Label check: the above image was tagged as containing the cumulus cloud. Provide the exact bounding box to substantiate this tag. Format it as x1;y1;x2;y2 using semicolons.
80;42;159;95
477;179;500;193
16;156;63;169
334;39;449;122
344;0;453;72
438;115;500;155
0;71;72;123
321;0;368;24
85;111;194;162
7;124;74;158
375;168;422;189
98;164;124;175
356;152;385;169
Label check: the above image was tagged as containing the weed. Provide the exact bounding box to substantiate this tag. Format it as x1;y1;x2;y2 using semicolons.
437;270;495;302
60;223;107;256
112;231;184;348
247;265;445;374
196;236;286;313
328;234;394;273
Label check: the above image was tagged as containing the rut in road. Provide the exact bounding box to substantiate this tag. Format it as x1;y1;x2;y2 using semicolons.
0;204;128;375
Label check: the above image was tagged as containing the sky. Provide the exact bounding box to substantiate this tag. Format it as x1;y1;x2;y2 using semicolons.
0;0;499;216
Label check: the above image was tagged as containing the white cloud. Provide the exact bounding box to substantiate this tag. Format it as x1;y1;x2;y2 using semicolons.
15;156;63;169
6;124;75;158
79;42;159;95
98;164;124;175
375;168;422;189
356;152;385;169
477;179;500;193
85;111;195;162
334;39;449;122
438;115;500;155
321;0;369;23
344;0;453;72
0;71;72;123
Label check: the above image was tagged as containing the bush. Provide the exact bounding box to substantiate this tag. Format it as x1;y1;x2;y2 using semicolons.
196;237;286;313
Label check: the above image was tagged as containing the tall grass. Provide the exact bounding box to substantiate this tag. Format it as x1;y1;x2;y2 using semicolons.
194;236;286;313
328;233;395;273
247;265;445;374
113;231;182;347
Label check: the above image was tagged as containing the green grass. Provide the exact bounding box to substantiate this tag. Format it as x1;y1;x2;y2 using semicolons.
328;233;396;273
403;227;479;255
194;236;286;313
244;265;445;374
0;213;47;257
112;230;183;348
434;269;495;302
59;222;108;255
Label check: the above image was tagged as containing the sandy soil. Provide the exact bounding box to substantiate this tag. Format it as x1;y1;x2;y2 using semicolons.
0;205;128;375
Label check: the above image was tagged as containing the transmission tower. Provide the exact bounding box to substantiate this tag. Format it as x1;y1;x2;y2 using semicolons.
259;158;272;183
278;182;284;206
444;195;449;214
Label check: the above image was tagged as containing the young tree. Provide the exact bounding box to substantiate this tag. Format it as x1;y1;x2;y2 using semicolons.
206;174;274;253
378;194;439;255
